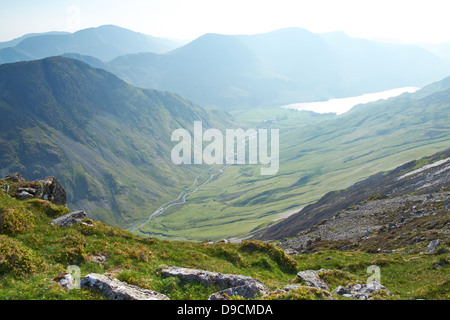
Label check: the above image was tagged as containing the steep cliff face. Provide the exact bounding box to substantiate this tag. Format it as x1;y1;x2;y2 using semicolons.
256;148;450;241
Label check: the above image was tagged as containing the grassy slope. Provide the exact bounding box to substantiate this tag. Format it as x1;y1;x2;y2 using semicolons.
139;81;450;241
0;186;448;300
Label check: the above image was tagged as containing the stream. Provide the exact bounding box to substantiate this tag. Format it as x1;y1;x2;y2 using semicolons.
125;132;254;234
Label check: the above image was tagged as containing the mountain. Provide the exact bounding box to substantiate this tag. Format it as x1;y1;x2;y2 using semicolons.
419;42;450;65
0;56;233;227
2;27;447;110
0;25;184;64
0;31;70;49
255;147;450;241
102;28;449;109
318;31;448;94
109;33;275;109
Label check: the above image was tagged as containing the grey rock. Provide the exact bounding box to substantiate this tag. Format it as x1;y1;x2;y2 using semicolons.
387;222;397;231
296;269;329;290
38;176;67;205
18;187;37;195
51;211;93;228
353;284;362;291
161;266;268;296
334;285;349;295
80;273;169;300
16;191;34;200
4;173;25;183
284;248;298;255
209;283;262;300
8;176;67;205
283;285;300;292
425;239;442;253
2;183;9;195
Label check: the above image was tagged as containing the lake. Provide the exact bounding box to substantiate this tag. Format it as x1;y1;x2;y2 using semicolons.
281;87;420;115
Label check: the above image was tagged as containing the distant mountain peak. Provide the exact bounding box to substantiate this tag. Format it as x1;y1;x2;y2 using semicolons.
0;25;184;64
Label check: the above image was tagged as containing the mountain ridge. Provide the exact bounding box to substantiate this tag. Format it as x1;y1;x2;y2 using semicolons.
90;27;450;109
0;56;233;227
2;26;447;110
0;25;184;64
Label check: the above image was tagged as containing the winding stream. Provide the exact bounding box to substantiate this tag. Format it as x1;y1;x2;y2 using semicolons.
125;133;253;234
126;164;230;233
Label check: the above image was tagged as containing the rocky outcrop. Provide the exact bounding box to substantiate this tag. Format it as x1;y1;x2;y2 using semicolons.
80;273;169;300
334;282;391;300
51;211;93;228
38;177;67;205
4;173;25;183
161;266;269;300
296;269;329;290
2;174;67;206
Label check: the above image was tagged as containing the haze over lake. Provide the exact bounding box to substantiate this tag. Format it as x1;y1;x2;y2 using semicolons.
281;87;420;115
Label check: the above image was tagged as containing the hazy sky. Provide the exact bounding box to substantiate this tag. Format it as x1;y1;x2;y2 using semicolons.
1;0;450;43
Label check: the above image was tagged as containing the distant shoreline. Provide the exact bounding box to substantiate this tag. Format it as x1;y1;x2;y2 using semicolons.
281;87;420;115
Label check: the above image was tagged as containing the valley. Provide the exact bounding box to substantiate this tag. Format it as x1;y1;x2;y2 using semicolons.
0;25;449;244
135;79;450;241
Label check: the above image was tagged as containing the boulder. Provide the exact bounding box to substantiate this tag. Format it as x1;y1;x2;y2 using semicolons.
161;266;269;298
80;273;169;300
296;270;329;290
209;283;262;300
425;239;443;253
51;211;93;228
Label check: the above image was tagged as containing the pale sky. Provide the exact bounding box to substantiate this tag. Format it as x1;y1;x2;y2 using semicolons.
1;0;450;44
